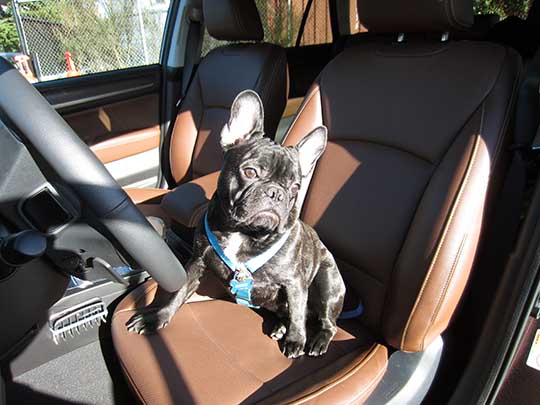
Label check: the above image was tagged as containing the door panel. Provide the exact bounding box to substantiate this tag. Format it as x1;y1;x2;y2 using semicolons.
63;93;159;146
90;126;160;164
35;65;162;188
494;316;540;404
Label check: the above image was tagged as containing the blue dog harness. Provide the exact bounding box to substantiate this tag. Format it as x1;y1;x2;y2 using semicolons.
204;213;364;318
204;212;291;308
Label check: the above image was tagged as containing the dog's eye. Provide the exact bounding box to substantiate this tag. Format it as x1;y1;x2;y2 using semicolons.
290;183;301;196
243;167;258;179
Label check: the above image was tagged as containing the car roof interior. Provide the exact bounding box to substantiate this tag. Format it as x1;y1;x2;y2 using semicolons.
2;0;540;404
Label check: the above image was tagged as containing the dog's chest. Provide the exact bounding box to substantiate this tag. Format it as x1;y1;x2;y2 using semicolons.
222;232;243;265
213;232;283;307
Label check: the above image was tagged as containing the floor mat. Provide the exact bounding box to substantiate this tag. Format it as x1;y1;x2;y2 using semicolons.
9;340;133;405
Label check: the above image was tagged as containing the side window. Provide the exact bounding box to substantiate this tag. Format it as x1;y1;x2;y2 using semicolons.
0;0;171;83
201;0;332;56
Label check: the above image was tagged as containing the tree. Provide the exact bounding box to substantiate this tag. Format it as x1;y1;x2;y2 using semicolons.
0;4;20;53
0;18;19;52
473;0;532;19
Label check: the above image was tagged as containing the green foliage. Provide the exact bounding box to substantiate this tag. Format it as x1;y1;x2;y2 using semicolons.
0;0;167;78
473;0;532;19
257;0;303;47
49;0;142;73
0;16;19;52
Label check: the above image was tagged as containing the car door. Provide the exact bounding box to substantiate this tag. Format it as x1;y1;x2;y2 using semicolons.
3;0;175;188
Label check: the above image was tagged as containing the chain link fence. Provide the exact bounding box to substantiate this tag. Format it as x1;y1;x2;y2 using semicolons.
201;0;331;56
14;0;169;81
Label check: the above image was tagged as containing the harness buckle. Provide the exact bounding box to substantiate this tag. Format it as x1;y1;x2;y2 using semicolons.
234;264;252;282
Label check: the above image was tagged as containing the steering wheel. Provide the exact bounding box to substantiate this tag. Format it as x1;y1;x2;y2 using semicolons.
0;58;186;292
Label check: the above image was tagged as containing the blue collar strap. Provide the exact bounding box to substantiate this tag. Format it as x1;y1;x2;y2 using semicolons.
204;212;291;308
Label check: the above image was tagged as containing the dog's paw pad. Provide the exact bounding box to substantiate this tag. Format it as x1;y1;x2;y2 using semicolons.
271;323;287;341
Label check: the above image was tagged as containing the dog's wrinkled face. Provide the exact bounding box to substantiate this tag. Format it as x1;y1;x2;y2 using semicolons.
217;90;327;235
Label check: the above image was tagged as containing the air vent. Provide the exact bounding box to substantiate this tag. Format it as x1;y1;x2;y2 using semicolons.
49;299;107;344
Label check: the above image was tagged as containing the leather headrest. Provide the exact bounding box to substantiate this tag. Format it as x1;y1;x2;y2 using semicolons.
203;0;264;41
357;0;474;33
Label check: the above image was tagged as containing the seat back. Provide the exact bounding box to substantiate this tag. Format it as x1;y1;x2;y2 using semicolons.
284;0;521;352
167;0;288;185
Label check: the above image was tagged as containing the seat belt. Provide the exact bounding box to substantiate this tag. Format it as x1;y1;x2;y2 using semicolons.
177;4;203;108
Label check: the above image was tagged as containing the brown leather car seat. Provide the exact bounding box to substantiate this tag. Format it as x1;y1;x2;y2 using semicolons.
111;0;521;403
127;0;288;223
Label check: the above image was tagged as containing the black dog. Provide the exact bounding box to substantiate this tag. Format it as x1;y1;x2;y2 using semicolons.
127;90;346;358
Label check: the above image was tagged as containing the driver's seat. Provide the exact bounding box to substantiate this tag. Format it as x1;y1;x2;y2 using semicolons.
111;0;521;402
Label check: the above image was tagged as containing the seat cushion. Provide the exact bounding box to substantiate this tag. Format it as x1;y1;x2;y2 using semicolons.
112;282;387;404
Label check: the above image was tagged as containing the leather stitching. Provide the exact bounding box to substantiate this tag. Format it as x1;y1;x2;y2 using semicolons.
344;364;388;405
332;138;433;165
400;129;482;351
406;51;520;350
289;344;385;405
422;234;468;348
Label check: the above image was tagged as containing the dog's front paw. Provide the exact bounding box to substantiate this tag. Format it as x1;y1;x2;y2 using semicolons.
126;307;173;335
282;335;306;359
307;330;335;356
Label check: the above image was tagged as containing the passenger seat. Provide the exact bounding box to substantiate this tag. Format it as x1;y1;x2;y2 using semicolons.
128;0;289;229
112;0;522;403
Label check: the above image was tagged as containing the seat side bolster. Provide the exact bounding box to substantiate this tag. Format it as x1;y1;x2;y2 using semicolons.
169;72;204;185
161;170;219;227
386;48;522;352
400;132;490;352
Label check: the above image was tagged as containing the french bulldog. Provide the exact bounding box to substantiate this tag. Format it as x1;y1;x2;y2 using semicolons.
127;90;346;358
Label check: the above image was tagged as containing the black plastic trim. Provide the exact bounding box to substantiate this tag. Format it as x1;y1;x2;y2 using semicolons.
0;59;185;292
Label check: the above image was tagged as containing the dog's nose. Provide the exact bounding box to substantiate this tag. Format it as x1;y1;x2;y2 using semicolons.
265;186;284;202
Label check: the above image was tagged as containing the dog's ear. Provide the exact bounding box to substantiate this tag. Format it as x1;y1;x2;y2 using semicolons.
297;126;328;177
220;90;264;150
